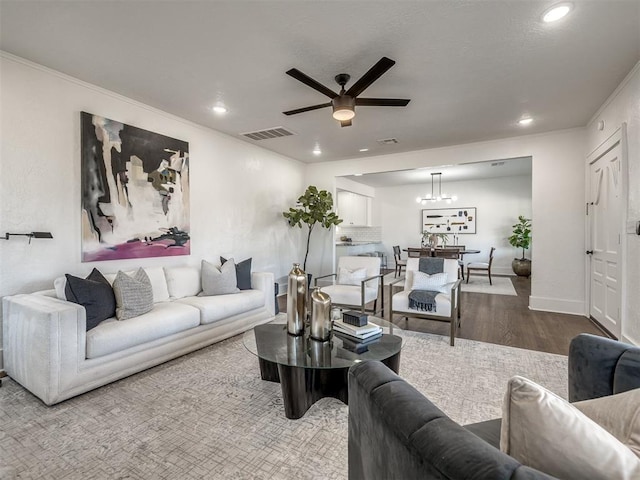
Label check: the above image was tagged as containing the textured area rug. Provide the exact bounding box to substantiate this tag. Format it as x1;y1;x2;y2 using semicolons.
461;276;517;296
0;332;567;479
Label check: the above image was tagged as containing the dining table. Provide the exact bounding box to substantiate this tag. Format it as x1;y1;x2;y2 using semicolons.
403;247;481;260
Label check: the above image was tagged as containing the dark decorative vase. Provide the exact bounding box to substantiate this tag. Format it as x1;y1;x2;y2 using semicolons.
512;258;532;278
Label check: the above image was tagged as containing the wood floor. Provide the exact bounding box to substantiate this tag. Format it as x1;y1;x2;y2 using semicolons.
278;275;607;356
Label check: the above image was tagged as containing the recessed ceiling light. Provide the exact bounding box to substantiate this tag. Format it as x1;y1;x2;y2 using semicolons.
354;173;363;177
518;117;534;126
312;147;322;155
359;148;369;152
542;3;572;23
212;105;228;114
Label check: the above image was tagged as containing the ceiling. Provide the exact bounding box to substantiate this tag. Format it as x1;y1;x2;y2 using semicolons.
340;156;532;188
1;1;638;164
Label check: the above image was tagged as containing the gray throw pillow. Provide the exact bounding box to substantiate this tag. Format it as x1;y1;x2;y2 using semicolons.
113;268;154;320
201;259;239;296
220;256;252;290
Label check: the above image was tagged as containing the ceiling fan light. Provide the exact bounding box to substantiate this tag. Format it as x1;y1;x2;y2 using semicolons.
332;107;355;121
543;3;572;23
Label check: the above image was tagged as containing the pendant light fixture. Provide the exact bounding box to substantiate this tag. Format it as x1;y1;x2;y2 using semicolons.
416;173;458;205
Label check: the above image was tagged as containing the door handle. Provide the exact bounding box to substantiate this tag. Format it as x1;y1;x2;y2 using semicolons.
586;250;594;255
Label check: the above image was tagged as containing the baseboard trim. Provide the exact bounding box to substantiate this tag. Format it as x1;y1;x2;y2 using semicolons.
528;296;586;316
587;316;616;339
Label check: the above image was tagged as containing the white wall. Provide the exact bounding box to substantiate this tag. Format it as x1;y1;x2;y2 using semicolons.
376;175;532;276
306;128;587;316
587;61;640;345
0;54;306;369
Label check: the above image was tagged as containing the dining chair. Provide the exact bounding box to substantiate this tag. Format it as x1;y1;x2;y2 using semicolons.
434;248;463;279
393;245;407;278
466;247;496;285
448;245;466;280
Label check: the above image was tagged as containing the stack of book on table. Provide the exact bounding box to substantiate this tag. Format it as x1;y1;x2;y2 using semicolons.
334;320;382;353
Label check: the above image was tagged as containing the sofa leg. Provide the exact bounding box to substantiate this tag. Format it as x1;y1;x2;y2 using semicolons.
450;320;455;346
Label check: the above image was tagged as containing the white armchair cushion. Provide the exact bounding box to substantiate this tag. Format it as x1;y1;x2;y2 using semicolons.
410;271;449;293
392;290;452;317
337;267;367;286
404;258;459;290
467;262;490;269
336;256;381;290
320;285;378;307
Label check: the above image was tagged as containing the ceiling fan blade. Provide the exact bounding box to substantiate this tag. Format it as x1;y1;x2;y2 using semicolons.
340;119;352;128
286;68;338;99
355;98;411;107
345;57;396;97
283;103;332;116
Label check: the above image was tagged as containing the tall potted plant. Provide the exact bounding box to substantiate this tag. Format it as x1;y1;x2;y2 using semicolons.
283;185;343;271
508;215;532;277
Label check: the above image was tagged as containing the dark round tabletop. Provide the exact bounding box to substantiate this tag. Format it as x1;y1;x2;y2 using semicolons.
243;315;407;370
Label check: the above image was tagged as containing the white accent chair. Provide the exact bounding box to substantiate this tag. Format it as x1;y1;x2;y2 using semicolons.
389;258;461;346
315;256;383;315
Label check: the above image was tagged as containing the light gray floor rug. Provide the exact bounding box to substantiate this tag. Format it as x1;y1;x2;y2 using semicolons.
461;276;518;296
0;331;567;479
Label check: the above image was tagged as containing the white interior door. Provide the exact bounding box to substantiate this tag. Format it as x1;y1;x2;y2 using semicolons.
588;141;622;338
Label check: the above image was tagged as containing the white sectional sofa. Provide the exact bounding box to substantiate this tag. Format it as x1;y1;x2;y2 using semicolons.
2;265;275;405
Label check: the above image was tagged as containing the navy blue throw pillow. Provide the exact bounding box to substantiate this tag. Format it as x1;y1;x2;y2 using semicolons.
65;268;116;331
220;256;252;290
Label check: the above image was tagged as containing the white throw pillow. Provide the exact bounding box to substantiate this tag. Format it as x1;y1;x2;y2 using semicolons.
574;388;640;459
501;376;640;480
337;267;367;286
54;276;67;300
164;266;201;299
142;266;170;303
410;271;449;293
201;259;240;296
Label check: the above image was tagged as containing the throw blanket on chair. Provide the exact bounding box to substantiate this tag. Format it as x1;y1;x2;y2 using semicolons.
408;258;445;312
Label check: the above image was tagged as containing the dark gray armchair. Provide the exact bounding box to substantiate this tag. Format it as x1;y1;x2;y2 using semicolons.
348;334;640;480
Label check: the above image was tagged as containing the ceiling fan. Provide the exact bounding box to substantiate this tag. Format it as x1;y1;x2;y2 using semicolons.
283;57;410;127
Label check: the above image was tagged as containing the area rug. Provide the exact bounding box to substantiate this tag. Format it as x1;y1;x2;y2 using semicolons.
0;331;567;479
461;276;517;296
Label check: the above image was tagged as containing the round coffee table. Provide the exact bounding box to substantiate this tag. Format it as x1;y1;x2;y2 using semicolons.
243;314;407;419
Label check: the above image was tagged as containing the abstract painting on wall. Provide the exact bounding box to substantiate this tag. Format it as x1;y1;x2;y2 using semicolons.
81;112;190;262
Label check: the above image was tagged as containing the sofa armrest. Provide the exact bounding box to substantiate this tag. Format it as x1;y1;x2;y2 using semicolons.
2;294;85;405
569;333;640;402
251;271;275;316
348;361;554;480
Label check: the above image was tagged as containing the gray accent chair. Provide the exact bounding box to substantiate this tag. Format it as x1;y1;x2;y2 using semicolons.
348;334;640;480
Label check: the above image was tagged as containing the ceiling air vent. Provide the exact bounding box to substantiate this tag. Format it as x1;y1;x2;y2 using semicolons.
241;126;295;141
377;137;399;145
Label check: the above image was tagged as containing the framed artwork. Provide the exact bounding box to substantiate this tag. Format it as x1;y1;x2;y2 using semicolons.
422;207;476;234
80;112;190;262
